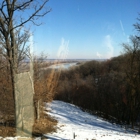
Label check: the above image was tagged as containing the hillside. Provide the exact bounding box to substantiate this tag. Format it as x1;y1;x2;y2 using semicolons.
45;100;140;140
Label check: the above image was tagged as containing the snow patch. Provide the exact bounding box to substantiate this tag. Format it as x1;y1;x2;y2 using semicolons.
45;100;140;140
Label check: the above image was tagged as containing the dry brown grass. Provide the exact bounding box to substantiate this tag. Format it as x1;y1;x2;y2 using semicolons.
0;126;16;137
32;115;57;136
0;114;57;138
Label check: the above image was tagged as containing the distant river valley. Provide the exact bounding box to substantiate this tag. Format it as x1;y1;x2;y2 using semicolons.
47;62;77;70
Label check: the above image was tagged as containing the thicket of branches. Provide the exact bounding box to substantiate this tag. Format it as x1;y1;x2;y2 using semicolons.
54;54;139;129
0;53;58;136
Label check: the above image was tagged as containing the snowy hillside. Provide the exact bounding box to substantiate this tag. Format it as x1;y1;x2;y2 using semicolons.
45;100;140;140
1;100;140;140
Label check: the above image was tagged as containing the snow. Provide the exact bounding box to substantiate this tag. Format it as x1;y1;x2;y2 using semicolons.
1;100;140;140
45;100;140;140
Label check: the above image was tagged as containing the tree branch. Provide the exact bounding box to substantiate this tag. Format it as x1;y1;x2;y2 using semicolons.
12;0;51;30
14;0;33;11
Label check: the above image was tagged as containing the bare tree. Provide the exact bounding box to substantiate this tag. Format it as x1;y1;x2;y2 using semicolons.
122;36;140;128
134;14;140;40
0;0;51;134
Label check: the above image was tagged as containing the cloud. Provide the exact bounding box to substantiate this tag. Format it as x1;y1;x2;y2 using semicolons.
96;52;102;58
57;38;69;59
77;5;80;12
104;35;114;59
120;20;125;36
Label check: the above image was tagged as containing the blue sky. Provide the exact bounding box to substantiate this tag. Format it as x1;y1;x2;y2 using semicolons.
32;0;140;59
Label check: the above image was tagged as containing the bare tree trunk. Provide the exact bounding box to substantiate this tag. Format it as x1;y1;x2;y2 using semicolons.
37;100;40;120
9;60;17;123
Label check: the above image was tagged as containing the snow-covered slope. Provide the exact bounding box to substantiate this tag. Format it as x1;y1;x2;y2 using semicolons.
46;100;140;140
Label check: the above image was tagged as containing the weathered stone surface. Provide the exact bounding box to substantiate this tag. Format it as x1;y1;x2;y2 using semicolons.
15;72;34;137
